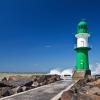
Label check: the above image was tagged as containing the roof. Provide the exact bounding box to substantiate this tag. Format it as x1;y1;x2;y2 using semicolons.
76;20;89;34
78;21;87;26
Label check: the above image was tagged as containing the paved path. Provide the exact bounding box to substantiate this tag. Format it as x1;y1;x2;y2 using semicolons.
1;80;75;100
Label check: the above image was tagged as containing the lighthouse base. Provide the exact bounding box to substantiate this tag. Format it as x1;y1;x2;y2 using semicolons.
72;70;91;79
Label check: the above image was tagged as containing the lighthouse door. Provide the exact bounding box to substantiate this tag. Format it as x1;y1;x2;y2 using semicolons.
81;41;84;47
81;60;84;69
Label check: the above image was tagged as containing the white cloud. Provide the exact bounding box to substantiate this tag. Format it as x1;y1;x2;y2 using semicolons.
44;45;52;48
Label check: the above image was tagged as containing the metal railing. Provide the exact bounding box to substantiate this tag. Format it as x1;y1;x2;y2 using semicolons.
74;44;92;49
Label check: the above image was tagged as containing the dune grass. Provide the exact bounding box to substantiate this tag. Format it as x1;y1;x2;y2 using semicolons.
0;72;48;79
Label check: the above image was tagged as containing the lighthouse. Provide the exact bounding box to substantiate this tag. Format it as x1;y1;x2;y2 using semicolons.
73;20;91;78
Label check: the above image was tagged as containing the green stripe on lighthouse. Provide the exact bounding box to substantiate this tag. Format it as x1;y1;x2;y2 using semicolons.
75;47;91;70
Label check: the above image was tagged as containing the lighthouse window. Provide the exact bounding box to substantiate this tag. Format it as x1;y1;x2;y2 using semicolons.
83;25;87;29
79;26;83;29
79;26;81;29
79;25;87;29
81;41;84;47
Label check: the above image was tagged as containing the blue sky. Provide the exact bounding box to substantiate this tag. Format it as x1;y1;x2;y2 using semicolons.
0;0;100;72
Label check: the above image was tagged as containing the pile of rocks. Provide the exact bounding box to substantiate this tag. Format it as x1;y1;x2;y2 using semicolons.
60;76;100;100
0;74;61;98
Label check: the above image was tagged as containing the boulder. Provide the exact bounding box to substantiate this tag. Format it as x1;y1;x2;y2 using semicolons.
86;87;100;95
71;79;87;92
86;79;100;87
36;75;47;83
94;92;100;96
2;77;8;83
95;79;100;85
8;79;33;87
32;81;39;87
8;76;22;81
24;80;33;86
86;75;96;82
8;75;31;81
39;81;47;86
47;75;58;84
61;90;75;100
0;87;14;97
77;93;94;100
25;86;34;90
95;84;100;89
56;75;61;81
80;86;91;93
12;86;23;94
29;75;37;81
93;95;100;100
21;86;27;91
86;82;95;86
47;79;54;84
0;81;12;87
78;93;100;100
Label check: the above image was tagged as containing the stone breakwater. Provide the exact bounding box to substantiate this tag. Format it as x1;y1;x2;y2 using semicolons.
0;75;61;98
60;76;100;100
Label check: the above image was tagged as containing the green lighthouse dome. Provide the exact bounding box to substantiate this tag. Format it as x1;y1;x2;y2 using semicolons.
76;20;89;34
78;21;87;26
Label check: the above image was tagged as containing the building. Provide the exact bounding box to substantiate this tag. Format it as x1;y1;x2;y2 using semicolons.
73;20;91;78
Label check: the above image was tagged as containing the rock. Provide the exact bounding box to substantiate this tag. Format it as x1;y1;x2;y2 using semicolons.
24;80;33;86
61;90;75;100
0;87;14;97
36;75;47;83
39;81;47;86
12;86;23;94
95;84;100;89
2;77;8;83
47;75;58;84
29;75;37;81
87;79;100;86
69;78;100;100
21;86;27;91
86;75;96;82
25;86;34;90
17;86;23;93
56;75;61;81
83;94;100;100
95;79;100;85
32;82;39;87
47;79;54;84
86;87;100;95
8;76;22;81
0;81;12;87
80;86;90;93
0;75;61;98
94;92;100;96
77;93;94;100
8;79;33;87
86;82;95;86
71;79;87;93
8;75;31;81
93;95;100;100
